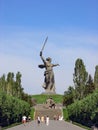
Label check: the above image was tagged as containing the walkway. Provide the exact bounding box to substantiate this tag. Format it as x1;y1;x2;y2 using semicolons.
6;120;87;130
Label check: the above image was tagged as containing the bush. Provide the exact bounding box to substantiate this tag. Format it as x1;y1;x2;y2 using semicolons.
66;89;98;127
30;108;35;120
0;92;31;127
63;108;69;120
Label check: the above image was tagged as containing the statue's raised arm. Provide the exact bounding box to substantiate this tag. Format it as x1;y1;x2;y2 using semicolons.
40;51;46;65
38;51;46;69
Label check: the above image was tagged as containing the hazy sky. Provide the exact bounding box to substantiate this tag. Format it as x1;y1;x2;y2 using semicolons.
0;0;98;95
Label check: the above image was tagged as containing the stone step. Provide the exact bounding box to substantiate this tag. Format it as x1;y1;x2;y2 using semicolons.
34;107;63;120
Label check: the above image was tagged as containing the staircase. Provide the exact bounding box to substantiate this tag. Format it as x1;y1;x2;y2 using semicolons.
34;104;63;120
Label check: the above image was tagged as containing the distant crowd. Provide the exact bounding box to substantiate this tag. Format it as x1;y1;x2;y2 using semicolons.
22;114;63;126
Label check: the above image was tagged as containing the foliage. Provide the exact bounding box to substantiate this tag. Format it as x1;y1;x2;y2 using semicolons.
63;58;96;106
66;89;98;127
94;65;98;89
30;108;35;120
73;58;88;100
0;71;33;128
63;59;98;127
85;74;95;96
0;72;23;97
0;72;32;106
63;86;75;106
0;92;30;127
63;108;69;120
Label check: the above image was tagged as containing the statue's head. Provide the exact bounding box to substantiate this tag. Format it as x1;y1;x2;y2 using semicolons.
46;57;52;62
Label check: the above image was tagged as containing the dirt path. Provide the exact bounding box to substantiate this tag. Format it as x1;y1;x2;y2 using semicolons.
6;120;87;130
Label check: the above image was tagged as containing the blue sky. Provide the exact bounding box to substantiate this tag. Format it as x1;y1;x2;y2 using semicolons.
0;0;98;94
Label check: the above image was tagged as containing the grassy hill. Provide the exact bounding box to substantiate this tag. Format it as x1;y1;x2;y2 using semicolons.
31;94;63;104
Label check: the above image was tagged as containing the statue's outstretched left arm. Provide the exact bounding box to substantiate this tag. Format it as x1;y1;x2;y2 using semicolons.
53;64;60;67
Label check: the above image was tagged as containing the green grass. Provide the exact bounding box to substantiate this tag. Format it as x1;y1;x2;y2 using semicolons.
31;94;63;104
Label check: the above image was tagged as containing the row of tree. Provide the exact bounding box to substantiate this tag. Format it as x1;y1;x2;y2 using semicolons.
0;72;23;98
63;58;98;106
0;71;32;106
0;71;33;127
63;58;98;127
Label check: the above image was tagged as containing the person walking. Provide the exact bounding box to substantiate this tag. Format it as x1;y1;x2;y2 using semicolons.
27;116;31;123
46;115;49;126
37;115;41;126
41;115;45;123
22;115;27;126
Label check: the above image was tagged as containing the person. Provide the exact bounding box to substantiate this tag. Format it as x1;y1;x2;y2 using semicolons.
22;115;27;125
39;51;59;93
37;115;41;125
46;115;49;126
27;116;31;123
53;115;57;120
41;115;45;123
59;115;63;121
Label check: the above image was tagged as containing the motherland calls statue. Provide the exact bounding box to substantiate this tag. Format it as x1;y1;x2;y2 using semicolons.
38;37;59;94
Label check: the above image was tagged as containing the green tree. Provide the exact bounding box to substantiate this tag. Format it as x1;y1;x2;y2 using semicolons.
63;86;75;106
22;93;32;106
85;74;95;96
94;65;98;89
0;92;31;127
6;72;14;96
67;89;98;127
15;72;24;98
0;74;6;93
73;58;88;100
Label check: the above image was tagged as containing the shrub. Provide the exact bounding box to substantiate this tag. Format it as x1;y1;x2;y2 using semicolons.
63;108;69;120
66;89;98;127
0;92;31;127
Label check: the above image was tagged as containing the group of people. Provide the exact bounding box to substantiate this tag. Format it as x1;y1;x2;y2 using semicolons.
22;114;63;126
37;115;50;126
53;115;63;121
37;114;63;126
22;115;50;126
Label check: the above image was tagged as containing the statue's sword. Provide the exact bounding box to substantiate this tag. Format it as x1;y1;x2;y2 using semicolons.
41;36;48;52
39;36;48;69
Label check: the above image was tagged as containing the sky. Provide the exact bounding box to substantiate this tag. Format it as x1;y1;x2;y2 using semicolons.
0;0;98;95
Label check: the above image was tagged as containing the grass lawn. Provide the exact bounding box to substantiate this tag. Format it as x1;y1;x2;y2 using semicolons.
31;94;63;104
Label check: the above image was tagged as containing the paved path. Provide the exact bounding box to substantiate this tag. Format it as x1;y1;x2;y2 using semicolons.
6;120;87;130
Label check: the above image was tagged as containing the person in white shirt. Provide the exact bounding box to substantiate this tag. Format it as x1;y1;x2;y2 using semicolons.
46;115;49;126
22;115;27;125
